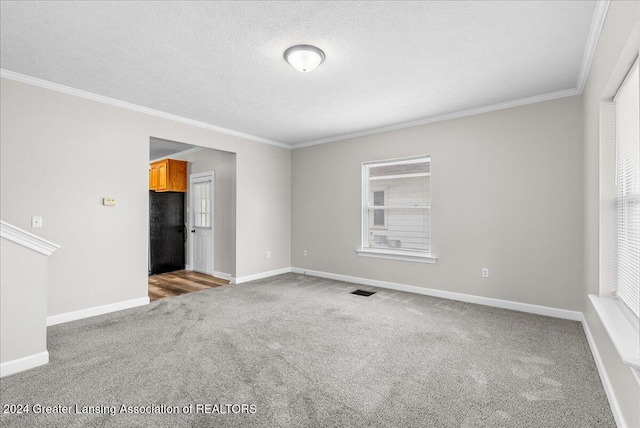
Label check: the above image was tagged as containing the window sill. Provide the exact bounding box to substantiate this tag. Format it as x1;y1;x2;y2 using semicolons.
589;294;640;370
356;248;437;264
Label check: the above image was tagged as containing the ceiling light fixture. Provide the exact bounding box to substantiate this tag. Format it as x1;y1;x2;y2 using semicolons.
283;45;325;73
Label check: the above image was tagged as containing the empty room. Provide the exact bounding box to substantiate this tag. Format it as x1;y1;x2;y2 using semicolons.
0;1;638;427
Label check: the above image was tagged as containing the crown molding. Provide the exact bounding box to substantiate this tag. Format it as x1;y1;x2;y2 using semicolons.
291;1;610;150
3;0;609;154
0;69;291;150
291;88;581;149
576;0;610;93
0;220;60;256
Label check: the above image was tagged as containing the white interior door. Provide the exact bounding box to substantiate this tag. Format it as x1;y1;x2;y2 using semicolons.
191;173;214;275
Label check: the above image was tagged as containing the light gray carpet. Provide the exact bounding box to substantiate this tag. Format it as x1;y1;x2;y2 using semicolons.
0;273;614;427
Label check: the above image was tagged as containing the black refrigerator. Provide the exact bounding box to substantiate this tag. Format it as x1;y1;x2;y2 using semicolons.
149;191;185;275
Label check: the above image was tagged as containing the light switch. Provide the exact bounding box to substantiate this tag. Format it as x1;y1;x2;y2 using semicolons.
102;198;116;206
31;216;43;228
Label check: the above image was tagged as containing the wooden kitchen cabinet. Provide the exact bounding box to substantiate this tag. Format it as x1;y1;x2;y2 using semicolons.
149;163;159;190
149;159;187;192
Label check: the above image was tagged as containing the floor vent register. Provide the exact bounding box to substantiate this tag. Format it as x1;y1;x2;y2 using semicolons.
351;289;376;297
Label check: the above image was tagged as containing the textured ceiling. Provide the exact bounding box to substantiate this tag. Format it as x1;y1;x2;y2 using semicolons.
1;1;598;146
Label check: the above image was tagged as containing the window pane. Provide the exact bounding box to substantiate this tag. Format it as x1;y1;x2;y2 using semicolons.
373;209;385;226
368;208;430;252
373;190;384;206
369;175;430;206
194;207;201;227
369;161;429;177
193;181;212;228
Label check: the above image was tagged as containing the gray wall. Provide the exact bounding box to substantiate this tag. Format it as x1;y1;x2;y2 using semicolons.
582;1;640;426
0;78;291;317
1;239;48;364
169;148;237;277
292;95;583;311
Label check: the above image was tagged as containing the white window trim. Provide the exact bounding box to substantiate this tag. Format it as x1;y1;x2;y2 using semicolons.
589;295;640;370
356;247;437;264
593;48;640;373
358;155;436;263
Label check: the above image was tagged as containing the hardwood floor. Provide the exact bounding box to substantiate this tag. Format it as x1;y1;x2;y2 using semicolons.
148;270;229;302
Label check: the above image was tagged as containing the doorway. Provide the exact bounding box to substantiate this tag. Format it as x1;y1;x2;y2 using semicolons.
190;172;215;276
147;137;236;302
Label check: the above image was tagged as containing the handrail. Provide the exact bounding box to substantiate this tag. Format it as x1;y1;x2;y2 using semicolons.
0;220;60;256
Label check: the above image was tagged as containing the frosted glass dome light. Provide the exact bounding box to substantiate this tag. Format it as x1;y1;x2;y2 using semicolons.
283;45;325;73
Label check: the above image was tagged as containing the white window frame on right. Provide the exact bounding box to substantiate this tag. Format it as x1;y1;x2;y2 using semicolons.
589;56;640;373
613;58;639;319
356;155;437;264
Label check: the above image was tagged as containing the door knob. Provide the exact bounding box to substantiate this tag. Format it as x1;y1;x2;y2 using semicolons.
191;229;196;233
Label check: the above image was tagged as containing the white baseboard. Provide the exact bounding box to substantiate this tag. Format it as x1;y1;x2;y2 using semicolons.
233;267;292;284
581;315;627;428
290;267;582;321
47;297;150;326
185;264;192;271
214;271;232;281
1;351;49;378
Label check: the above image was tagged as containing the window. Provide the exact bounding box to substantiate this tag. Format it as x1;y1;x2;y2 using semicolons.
357;155;436;263
193;180;212;228
615;59;639;317
371;190;386;228
589;55;639;373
